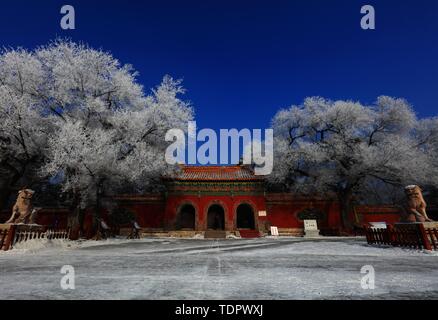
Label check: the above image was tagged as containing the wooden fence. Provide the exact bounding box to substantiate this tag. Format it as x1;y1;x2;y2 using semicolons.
0;228;9;250
13;229;70;245
1;225;70;251
425;228;438;250
365;223;436;251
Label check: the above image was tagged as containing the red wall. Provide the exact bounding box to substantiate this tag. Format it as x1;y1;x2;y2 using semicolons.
265;193;341;231
1;194;405;236
353;206;402;225
114;194;166;229
122;202;165;229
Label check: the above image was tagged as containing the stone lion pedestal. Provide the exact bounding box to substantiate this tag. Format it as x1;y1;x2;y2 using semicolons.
423;222;438;229
1;188;46;250
12;224;44;232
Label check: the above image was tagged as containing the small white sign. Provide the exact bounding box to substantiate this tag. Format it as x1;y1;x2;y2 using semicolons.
270;226;279;236
304;220;318;231
258;210;267;217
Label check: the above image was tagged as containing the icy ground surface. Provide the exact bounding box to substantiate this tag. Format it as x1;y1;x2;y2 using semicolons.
1;237;438;300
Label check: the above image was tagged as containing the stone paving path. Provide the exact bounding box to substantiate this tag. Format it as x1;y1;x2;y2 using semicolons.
0;238;437;299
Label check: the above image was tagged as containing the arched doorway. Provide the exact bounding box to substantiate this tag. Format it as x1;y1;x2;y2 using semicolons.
236;203;255;230
176;204;196;230
207;204;225;230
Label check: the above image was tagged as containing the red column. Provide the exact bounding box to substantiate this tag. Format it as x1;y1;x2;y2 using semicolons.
418;223;432;251
3;224;16;251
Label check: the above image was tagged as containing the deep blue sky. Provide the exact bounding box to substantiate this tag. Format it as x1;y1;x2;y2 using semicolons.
1;0;437;131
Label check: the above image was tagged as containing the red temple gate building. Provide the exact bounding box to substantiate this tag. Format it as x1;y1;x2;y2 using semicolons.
112;165;401;237
163;165;267;236
0;165;404;238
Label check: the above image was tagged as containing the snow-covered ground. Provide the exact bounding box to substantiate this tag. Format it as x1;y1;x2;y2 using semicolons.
1;237;437;300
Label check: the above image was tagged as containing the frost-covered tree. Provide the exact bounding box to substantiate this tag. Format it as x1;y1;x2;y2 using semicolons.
0;40;193;219
43;76;193;211
271;96;438;228
0;40;144;211
37;41;193;214
0;48;51;210
112;76;192;186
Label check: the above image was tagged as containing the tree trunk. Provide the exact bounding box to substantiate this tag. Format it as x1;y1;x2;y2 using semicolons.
338;189;354;231
0;172;23;213
68;191;85;239
92;184;104;238
0;164;28;212
77;208;85;238
0;187;12;214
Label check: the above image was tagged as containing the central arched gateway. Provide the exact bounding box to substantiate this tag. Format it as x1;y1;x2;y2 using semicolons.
207;204;225;230
176;204;196;230
236;203;256;230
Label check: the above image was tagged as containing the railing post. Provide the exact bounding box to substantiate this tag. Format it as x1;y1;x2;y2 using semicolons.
387;225;394;245
418;223;432;251
0;230;5;249
3;225;16;251
428;229;436;250
434;229;438;250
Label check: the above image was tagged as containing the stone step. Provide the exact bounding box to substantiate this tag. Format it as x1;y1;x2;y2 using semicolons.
239;230;260;238
204;230;227;239
278;228;304;237
168;231;201;238
140;231;170;238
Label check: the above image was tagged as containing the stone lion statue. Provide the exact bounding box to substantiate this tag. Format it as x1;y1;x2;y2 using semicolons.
401;185;433;223
5;189;41;224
